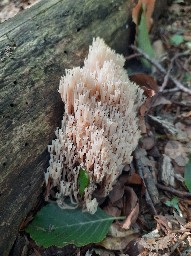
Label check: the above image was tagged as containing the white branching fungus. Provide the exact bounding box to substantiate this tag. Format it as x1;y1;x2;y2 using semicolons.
45;38;145;214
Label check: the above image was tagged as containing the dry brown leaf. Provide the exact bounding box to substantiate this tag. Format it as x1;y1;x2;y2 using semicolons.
174;122;190;143
140;98;152;117
129;73;159;95
108;182;125;204
132;0;156;32
139;233;177;252
142;136;155;150
154;215;173;234
122;202;139;229
103;204;121;217
139;115;147;134
173;161;185;176
129;73;158;135
118;173;131;186
122;172;145;195
175;122;191;141
109;222;139;238
164;140;189;167
122;187;139;229
125;172;143;186
129;73;158;117
99;233;139;251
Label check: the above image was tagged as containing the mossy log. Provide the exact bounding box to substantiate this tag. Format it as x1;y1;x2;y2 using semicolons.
0;0;134;254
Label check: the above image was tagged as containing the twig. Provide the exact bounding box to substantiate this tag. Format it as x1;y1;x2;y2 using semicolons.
171;100;191;108
159;51;185;92
156;183;191;198
163;88;180;93
171;51;190;62
134;149;158;215
147;65;172;110
130;45;191;95
125;53;142;61
147;52;188;109
148;54;178;108
159;66;171;92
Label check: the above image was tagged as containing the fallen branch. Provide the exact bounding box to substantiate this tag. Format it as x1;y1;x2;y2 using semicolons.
130;45;191;95
156;183;191;198
134;149;158;215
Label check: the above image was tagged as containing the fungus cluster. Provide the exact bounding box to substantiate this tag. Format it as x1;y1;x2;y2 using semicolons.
45;38;145;213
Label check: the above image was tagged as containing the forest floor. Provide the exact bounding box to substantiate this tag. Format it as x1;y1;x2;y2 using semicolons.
1;0;191;255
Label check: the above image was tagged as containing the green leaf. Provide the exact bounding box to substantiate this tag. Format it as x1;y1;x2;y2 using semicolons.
184;157;191;193
137;4;154;68
78;168;89;196
165;197;181;214
183;72;191;84
26;203;124;248
170;34;184;46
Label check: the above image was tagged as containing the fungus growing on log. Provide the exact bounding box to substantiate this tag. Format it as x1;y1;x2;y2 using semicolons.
45;38;145;213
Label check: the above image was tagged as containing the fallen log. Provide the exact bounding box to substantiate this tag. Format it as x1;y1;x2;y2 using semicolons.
0;0;133;254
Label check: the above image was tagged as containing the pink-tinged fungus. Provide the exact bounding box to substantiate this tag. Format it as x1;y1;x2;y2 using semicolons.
45;38;145;213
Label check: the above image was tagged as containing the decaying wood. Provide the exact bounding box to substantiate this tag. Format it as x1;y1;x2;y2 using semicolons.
0;0;133;254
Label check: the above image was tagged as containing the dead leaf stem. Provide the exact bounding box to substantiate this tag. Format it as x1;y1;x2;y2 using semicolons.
130;45;191;95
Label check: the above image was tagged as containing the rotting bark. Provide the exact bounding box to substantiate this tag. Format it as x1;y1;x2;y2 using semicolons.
0;0;133;254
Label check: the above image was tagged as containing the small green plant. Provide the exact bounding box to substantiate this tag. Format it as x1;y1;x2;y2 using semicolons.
170;34;184;46
165;197;181;215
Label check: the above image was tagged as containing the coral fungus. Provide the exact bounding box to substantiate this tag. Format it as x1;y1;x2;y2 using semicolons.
45;38;145;213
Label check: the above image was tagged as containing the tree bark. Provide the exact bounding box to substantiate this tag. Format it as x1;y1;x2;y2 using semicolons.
0;0;133;254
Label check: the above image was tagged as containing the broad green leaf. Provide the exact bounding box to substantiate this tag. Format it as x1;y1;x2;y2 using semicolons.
137;4;154;68
78;168;89;196
184;157;191;193
170;34;184;46
165;197;181;214
26;203;124;248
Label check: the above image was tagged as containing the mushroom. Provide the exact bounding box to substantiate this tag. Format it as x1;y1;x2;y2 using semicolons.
46;38;145;213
